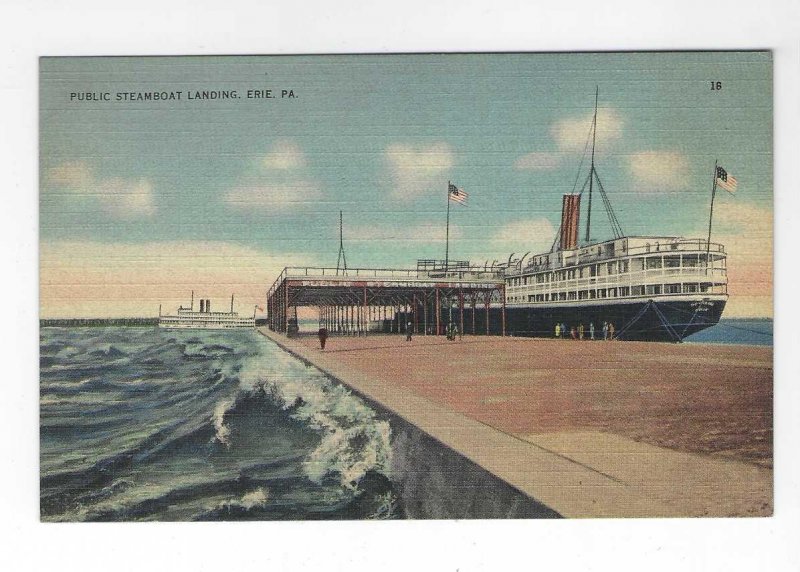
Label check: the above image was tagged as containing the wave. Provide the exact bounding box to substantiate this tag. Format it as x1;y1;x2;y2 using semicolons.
212;350;393;490
40;327;396;521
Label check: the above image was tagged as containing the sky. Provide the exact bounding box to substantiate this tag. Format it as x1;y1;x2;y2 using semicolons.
39;52;773;318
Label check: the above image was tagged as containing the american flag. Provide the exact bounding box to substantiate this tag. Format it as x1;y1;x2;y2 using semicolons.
448;183;468;205
715;166;737;194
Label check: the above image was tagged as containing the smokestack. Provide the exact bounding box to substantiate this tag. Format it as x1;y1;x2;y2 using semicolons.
200;299;205;313
560;194;581;250
231;294;235;314
206;299;211;313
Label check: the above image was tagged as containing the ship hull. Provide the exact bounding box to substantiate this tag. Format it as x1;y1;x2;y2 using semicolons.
158;323;255;330
503;297;726;342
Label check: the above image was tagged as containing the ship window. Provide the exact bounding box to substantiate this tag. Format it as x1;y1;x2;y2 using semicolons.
568;291;577;300
632;286;645;296
523;277;528;285
590;265;597;277
683;284;698;293
598;289;606;298
559;292;567;300
619;287;630;297
664;256;681;268
607;262;615;274
646;284;662;295
589;290;596;299
609;288;617;298
578;290;588;300
646;257;662;269
666;283;681;294
682;255;698;267
700;283;710;293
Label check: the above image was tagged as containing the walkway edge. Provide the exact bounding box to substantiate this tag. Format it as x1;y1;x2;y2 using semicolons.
258;329;683;518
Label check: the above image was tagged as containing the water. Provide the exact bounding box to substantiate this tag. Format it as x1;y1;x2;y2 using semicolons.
39;327;397;521
40;326;553;521
684;318;773;346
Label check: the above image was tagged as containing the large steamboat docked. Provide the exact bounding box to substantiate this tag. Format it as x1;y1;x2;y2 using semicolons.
159;292;256;330
500;92;728;341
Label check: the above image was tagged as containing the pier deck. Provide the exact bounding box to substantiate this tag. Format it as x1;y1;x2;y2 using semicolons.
259;329;772;518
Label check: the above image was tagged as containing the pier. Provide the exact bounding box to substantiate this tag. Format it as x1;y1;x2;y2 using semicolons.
266;264;507;337
259;328;772;518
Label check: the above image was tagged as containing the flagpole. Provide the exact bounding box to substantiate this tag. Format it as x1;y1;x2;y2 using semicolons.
706;160;718;271
445;181;451;272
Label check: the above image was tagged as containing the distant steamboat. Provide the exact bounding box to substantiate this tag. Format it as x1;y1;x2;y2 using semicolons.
159;292;256;330
500;92;727;342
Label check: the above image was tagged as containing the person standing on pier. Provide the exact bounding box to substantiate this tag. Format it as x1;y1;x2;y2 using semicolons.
406;321;412;342
318;327;329;350
578;323;584;340
555;323;561;338
589;322;595;340
602;321;609;340
608;322;615;340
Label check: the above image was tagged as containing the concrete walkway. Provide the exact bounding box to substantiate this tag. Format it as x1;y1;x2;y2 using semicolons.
258;329;772;518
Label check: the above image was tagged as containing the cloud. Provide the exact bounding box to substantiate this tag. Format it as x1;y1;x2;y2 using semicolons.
40;240;316;318
550;108;624;153
224;141;319;212
514;152;561;171
262;139;306;170
695;200;772;317
385;142;454;201
45;160;156;218
628;151;691;191
224;182;322;211
46;160;93;188
490;218;556;254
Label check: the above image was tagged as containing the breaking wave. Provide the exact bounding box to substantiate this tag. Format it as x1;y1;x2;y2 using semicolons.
40;326;396;521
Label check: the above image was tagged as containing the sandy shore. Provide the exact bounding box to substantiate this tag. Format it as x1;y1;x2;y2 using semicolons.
264;330;772;517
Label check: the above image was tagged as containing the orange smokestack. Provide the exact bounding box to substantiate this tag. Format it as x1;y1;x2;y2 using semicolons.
560;194;580;250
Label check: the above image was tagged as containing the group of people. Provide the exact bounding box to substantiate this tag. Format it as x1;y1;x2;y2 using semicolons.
554;321;615;341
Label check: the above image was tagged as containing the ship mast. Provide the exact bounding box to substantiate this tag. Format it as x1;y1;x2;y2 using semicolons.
585;87;599;244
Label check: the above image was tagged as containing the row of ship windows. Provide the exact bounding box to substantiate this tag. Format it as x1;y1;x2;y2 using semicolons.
510;255;719;287
507;282;721;303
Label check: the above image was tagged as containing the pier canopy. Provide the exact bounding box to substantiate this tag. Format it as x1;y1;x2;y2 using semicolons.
266;266;507;337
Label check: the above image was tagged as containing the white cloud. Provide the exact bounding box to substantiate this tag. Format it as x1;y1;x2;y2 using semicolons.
40;240;316;318
692;200;773;318
45;160;156;218
262;139;306;170
490;218;556;254
46;160;93;188
551;108;624;153
514;152;561;171
96;178;156;218
224;182;322;211
628;151;691;191
385;142;454;201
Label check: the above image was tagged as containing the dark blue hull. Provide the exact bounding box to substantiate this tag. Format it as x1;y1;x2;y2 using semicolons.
389;297;726;342
501;298;727;342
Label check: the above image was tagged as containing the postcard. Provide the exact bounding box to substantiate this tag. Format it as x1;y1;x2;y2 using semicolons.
39;52;772;521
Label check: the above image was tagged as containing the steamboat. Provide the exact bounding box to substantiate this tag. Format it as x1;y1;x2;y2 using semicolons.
500;91;729;341
159;292;256;330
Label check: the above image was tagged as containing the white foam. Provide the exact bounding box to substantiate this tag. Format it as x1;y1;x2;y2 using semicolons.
212;398;234;446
